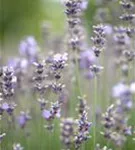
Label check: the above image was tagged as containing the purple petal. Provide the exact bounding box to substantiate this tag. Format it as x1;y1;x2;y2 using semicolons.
42;109;51;120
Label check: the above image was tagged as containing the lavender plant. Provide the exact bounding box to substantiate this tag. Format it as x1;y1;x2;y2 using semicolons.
60;96;92;150
1;0;135;150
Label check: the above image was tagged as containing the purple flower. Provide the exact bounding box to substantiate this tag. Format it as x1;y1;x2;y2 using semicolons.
113;32;130;46
42;109;51;120
89;64;104;74
19;36;39;61
2;102;16;115
53;53;68;62
2;102;9;110
61;118;75;148
123;126;132;136
42;103;61;120
8;58;28;73
2;66;17;99
55;108;61;118
80;0;88;10
112;82;130;98
8;58;20;68
80;50;96;69
20;59;28;69
104;24;113;35
17;111;31;128
37;99;47;110
50;53;68;74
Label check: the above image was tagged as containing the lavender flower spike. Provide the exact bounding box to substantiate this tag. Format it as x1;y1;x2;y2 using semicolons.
17;111;31;128
112;82;129;98
19;36;39;62
2;66;17;99
60;118;75;149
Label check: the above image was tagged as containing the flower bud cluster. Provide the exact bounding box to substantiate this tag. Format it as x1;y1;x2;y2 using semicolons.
120;0;135;22
101;102;133;146
1;67;16;99
17;111;31;128
60;96;92;149
91;24;106;57
19;36;39;62
64;0;88;52
61;118;75;149
74;96;92;149
32;60;47;95
35;53;68;131
113;0;135;80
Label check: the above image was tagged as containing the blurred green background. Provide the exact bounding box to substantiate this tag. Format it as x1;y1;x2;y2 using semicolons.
0;0;97;54
0;0;64;37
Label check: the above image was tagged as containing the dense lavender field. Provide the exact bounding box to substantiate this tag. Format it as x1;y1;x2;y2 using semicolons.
0;0;135;150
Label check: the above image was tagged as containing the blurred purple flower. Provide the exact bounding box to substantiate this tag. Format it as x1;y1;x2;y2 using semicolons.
55;108;61;118
17;111;31;128
80;0;88;10
84;71;95;79
104;24;113;35
42;109;51;120
112;82;130;98
80;50;96;69
42;104;61;120
8;58;28;72
37;99;47;110
2;102;16;115
124;126;132;136
19;36;39;61
2;66;17;98
8;58;20;68
2;102;9;110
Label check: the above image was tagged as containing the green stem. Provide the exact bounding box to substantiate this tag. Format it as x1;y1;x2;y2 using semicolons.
74;50;82;97
93;76;97;149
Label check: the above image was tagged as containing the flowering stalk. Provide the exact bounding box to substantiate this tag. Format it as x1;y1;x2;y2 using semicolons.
89;23;106;149
32;53;68;131
64;0;89;98
60;96;92;150
100;1;135;147
61;118;75;149
74;96;92;149
1;67;17;119
19;36;39;63
101;97;133;147
64;0;88;53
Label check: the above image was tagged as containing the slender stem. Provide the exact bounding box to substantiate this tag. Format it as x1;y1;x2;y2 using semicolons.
74;50;82;97
93;76;97;149
0;0;4;64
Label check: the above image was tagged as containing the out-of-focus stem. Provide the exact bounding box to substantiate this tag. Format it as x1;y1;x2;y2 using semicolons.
93;76;97;149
